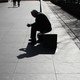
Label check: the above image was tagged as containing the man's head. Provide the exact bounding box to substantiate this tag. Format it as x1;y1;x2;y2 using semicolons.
31;10;39;17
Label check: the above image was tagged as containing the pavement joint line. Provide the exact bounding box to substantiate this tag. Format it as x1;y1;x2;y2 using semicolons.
46;1;80;50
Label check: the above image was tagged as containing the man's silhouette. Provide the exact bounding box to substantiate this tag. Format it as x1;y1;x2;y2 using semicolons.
27;10;52;45
13;0;20;7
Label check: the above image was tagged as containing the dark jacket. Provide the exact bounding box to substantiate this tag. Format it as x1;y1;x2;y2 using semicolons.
32;13;52;33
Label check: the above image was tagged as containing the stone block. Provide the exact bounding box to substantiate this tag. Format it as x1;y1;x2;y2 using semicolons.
37;33;57;49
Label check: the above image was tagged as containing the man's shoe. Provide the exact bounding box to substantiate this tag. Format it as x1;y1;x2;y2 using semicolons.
18;4;20;7
29;41;36;45
29;39;32;41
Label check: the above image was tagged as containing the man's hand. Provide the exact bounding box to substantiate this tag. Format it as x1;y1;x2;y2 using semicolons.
27;24;31;27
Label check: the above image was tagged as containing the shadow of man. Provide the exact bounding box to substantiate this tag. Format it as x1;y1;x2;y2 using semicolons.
17;41;57;59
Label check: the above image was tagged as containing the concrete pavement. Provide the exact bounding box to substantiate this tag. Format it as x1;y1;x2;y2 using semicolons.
0;1;80;80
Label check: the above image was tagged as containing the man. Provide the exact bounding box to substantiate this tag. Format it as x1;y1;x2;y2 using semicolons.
13;0;20;7
27;10;52;45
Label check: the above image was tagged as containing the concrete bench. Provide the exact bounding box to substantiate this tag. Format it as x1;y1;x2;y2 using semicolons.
37;33;57;50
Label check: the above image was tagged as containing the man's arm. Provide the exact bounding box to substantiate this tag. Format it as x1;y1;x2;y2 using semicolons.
27;23;36;27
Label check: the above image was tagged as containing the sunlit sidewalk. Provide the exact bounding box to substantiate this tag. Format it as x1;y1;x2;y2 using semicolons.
43;1;80;80
0;1;80;80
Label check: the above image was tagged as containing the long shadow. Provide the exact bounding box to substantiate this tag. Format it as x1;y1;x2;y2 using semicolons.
17;42;57;59
8;6;18;8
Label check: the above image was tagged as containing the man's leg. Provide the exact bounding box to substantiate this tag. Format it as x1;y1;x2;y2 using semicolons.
30;26;36;44
17;0;20;7
13;0;16;7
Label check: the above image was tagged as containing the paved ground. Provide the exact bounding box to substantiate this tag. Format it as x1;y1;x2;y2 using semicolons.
0;1;80;80
47;2;80;49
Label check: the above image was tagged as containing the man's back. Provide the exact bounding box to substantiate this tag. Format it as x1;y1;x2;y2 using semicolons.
36;13;52;33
